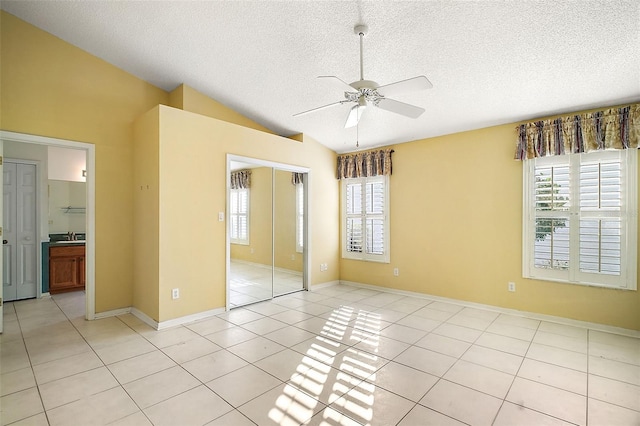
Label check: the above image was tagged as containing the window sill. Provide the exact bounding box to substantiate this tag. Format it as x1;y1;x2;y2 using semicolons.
342;255;390;264
523;274;636;291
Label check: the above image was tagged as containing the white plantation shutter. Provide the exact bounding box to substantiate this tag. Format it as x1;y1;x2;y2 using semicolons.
577;156;624;282
524;150;637;289
343;176;389;262
230;188;249;244
345;182;363;253
533;163;571;276
365;180;385;255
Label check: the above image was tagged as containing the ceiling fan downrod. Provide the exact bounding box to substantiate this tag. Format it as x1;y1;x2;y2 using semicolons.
354;25;368;81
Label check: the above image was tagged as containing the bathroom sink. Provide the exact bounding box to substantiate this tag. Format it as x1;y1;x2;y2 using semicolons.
50;240;85;245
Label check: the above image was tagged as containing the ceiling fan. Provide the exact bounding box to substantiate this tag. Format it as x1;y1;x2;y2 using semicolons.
294;24;433;129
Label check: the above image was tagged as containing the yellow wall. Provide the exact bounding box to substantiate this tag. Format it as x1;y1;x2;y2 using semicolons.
152;105;339;321
169;84;275;134
132;107;160;321
231;167;273;266
1;11;169;313
340;123;640;330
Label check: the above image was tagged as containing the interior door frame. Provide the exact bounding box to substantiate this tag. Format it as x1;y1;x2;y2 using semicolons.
226;154;310;311
0;131;96;320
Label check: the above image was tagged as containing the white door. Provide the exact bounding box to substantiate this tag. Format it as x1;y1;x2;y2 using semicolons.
3;161;37;302
0;142;3;333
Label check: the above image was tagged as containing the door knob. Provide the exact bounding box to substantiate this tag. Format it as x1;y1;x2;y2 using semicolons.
2;240;7;245
25;236;31;241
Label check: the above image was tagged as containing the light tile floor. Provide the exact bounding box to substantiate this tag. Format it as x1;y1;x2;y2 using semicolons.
2;286;639;425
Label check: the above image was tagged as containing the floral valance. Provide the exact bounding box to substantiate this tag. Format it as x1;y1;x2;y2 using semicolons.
514;104;639;160
336;148;394;180
230;169;251;189
291;172;304;185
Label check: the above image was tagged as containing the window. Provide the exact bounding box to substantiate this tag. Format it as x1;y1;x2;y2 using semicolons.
342;175;390;262
296;182;304;253
230;188;249;244
523;149;637;289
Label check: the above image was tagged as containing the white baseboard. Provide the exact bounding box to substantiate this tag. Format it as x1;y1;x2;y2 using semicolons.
94;307;132;320
309;280;341;290
157;307;226;330
131;308;158;329
339;280;640;338
131;306;226;330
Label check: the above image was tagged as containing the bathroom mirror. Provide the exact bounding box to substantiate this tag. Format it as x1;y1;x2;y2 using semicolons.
48;180;86;234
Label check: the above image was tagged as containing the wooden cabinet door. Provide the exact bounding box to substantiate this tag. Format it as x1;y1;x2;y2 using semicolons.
78;255;85;286
50;256;78;291
49;245;85;293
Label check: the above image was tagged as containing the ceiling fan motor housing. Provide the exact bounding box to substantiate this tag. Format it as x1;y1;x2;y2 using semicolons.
345;80;383;105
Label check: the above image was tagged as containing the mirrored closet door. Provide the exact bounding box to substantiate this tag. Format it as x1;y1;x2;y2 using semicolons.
227;157;307;308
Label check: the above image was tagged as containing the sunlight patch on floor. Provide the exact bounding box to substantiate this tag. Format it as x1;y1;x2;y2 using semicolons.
268;305;382;425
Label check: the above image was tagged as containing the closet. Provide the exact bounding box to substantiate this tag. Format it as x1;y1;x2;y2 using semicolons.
227;156;308;308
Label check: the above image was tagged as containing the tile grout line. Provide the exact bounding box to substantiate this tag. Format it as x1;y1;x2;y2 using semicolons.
491;314;541;426
51;293;157;426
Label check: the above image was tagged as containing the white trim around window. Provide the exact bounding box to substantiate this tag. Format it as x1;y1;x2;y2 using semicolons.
523;149;637;290
341;175;390;263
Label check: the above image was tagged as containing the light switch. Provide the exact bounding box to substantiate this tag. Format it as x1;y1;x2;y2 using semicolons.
218;212;224;222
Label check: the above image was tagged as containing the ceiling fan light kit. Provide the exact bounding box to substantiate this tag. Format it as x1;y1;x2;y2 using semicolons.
294;24;433;147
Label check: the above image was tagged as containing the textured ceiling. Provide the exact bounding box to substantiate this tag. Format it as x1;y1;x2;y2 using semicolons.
2;1;639;153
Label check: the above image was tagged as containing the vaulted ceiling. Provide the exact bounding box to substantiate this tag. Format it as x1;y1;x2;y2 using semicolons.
3;1;639;153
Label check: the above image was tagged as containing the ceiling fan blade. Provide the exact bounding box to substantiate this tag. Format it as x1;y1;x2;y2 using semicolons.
376;98;425;119
344;105;362;129
318;75;356;93
344;104;365;128
293;100;349;117
376;76;433;97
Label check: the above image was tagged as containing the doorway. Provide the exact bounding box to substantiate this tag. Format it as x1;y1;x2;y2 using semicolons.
227;155;309;309
0;131;95;330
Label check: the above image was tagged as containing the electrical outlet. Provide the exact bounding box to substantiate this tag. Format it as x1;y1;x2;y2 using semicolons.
393;268;399;276
250;248;255;254
508;282;516;292
172;288;180;299
291;254;296;261
320;263;328;271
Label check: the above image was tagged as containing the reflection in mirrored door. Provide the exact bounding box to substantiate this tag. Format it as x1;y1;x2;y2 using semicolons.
227;157;308;309
229;164;273;307
273;169;304;297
